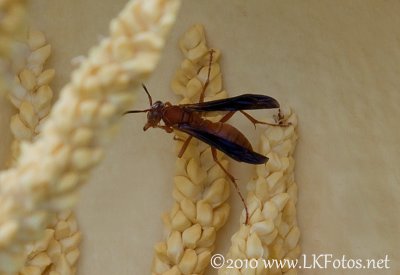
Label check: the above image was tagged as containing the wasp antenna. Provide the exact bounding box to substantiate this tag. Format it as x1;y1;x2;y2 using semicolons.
141;83;153;106
123;109;150;115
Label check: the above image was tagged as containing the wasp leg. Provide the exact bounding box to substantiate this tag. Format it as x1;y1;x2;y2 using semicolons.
158;125;174;133
199;49;215;103
219;111;235;123
219;110;289;128
240;110;291;128
173;135;185;142
211;147;249;225
272;108;291;126
177;136;193;158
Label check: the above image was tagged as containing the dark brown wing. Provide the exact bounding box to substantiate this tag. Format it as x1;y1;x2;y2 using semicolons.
181;94;279;112
176;123;268;164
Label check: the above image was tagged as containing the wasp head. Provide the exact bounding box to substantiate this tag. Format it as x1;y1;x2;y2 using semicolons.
123;84;165;131
143;101;164;131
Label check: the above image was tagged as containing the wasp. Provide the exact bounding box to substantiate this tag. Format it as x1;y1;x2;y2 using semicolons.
125;50;287;224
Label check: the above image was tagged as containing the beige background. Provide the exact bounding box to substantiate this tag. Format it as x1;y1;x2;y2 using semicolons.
0;1;399;274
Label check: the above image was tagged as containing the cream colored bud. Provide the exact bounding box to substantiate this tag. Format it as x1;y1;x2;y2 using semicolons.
255;177;269;200
180;199;196;223
186;78;202;99
181;59;198;79
212;203;230;230
260;228;278;245
79;100;99;124
178;249;197;274
153;257;170;274
186;157;207;185
207;160;228;182
71;148;102;171
285;245;301;261
98;102;117;120
10;114;32;140
196;200;213;226
203;178;229;207
193;251;211;274
19;69;36;90
66;214;79;234
28;44;51;68
186;42;208;62
54;255;72;275
271;193;289;211
27;252;51;270
0;220;18;247
285;226;300;250
162;265;180;275
197;63;220;84
167;231;184;264
174;176;201;200
171;210;192;232
251;219;275;236
54;220;70;240
37;69;55;86
182;224;201;249
154;242;169;263
275;140;292;157
28;30;46;51
265;152;281;172
262;201;278;221
20;265;41;275
196;227;215;248
110;19;130;37
179;24;203;51
56;173;79;193
20;101;38;129
278;221;290;238
33;85;53;113
32;228;54;253
266;171;283;189
66;248;80;266
265;127;284;147
205;74;222;96
59;232;81;254
47;239;61;262
246;233;264;258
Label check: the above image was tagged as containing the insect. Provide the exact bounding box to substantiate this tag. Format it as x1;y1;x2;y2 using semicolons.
124;50;288;224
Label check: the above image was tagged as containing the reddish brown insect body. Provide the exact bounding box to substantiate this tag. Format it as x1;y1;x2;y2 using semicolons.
125;50;287;224
162;105;253;153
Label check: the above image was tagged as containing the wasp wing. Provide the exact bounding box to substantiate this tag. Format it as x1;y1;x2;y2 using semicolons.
177;123;268;164
181;94;279;112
